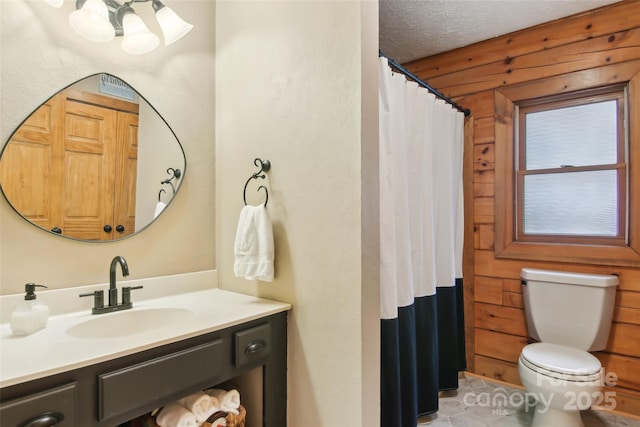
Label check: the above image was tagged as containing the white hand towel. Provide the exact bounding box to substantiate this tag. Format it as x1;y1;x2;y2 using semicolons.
155;403;198;427
154;201;167;218
205;388;241;415
234;205;274;281
177;391;220;423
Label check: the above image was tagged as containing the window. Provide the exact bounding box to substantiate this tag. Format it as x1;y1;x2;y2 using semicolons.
516;87;626;246
494;68;640;266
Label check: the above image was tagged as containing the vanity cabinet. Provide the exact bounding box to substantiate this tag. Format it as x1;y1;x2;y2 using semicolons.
0;312;286;427
0;382;77;426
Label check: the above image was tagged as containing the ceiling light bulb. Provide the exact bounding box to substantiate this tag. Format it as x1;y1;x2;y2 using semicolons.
153;1;193;46
120;11;160;54
68;0;115;43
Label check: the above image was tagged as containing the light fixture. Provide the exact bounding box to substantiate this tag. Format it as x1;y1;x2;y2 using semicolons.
69;0;114;43
152;0;193;46
50;0;193;54
118;5;159;54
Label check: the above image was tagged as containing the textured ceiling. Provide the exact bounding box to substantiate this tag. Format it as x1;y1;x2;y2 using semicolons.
379;0;622;64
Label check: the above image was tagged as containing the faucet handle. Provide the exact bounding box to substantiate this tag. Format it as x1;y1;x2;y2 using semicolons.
122;286;143;305
80;290;104;310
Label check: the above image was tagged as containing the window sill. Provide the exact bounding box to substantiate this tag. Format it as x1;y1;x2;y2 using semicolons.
495;241;640;267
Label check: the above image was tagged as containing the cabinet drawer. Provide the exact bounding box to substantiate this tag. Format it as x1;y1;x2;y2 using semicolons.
235;323;271;368
99;339;223;421
0;382;77;427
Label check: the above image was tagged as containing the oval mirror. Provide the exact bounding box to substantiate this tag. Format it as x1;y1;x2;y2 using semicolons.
0;73;186;242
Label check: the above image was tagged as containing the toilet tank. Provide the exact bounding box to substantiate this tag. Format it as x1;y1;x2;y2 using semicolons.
521;268;618;351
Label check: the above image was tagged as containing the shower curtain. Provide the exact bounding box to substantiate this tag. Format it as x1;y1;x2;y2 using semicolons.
379;57;466;427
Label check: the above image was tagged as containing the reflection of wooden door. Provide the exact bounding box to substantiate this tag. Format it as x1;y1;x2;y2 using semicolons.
114;111;138;238
62;98;117;240
61;91;139;240
0;95;64;231
1;89;139;240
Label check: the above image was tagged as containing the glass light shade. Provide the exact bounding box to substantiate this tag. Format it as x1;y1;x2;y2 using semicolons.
45;0;64;8
120;13;160;54
68;0;115;43
155;6;194;45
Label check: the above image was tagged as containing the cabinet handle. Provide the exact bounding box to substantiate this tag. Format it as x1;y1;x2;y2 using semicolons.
18;411;64;427
245;339;267;354
104;225;113;232
116;224;125;232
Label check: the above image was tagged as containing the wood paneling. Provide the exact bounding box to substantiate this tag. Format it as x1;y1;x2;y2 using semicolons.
608;323;640;358
473;117;494;144
475;224;495;251
406;1;640;81
428;27;640;98
454;91;495;118
473;183;494;198
596;352;640;391
503;292;523;309
463;116;476;371
475;329;527;364
409;0;640;417
473;197;494;224
475;277;503;305
474;303;528;337
474;355;522;386
473;143;494;164
608;389;640;419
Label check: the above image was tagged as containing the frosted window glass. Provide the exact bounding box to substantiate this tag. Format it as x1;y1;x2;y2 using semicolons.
523;170;617;236
525;101;617;170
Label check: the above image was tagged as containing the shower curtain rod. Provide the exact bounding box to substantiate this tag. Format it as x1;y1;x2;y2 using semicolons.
379;51;471;117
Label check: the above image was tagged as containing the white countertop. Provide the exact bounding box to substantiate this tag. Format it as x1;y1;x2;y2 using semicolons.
0;271;290;388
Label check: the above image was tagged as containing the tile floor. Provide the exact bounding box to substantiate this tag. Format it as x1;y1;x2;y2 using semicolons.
418;374;640;427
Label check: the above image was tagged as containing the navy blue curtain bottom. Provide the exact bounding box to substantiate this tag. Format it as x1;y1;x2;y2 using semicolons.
380;279;466;427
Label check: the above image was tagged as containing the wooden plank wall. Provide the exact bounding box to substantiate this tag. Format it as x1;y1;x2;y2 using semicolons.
406;0;640;417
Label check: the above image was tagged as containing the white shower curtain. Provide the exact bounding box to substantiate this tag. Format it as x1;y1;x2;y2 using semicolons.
379;57;465;426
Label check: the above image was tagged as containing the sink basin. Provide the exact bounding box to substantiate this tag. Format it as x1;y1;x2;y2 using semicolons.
66;307;194;339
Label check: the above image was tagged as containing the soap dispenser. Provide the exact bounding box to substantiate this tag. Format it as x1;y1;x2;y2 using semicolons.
10;283;50;336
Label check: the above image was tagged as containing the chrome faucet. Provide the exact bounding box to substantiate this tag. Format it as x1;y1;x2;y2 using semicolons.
80;255;142;315
109;256;129;307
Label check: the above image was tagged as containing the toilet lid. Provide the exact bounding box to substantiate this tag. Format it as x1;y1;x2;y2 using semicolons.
521;343;601;377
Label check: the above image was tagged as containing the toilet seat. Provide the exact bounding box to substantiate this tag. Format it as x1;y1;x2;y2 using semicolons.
520;343;602;382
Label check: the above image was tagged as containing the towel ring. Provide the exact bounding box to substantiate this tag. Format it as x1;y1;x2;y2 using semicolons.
160;168;181;195
158;167;181;202
243;158;271;207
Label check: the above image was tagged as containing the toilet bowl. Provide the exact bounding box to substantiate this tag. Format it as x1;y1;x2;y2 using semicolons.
518;268;618;427
518;343;603;427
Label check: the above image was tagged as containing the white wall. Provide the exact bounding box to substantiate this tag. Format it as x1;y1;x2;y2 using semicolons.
0;0;216;292
215;2;379;425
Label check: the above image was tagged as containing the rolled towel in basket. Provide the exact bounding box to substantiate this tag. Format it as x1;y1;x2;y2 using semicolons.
207;414;227;427
210;419;227;427
178;391;220;423
205;389;241;415
156;403;198;427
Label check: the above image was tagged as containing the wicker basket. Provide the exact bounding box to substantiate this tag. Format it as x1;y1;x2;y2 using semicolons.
136;405;245;427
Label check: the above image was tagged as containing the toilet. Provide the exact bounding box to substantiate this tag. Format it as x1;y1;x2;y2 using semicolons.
518;268;618;427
